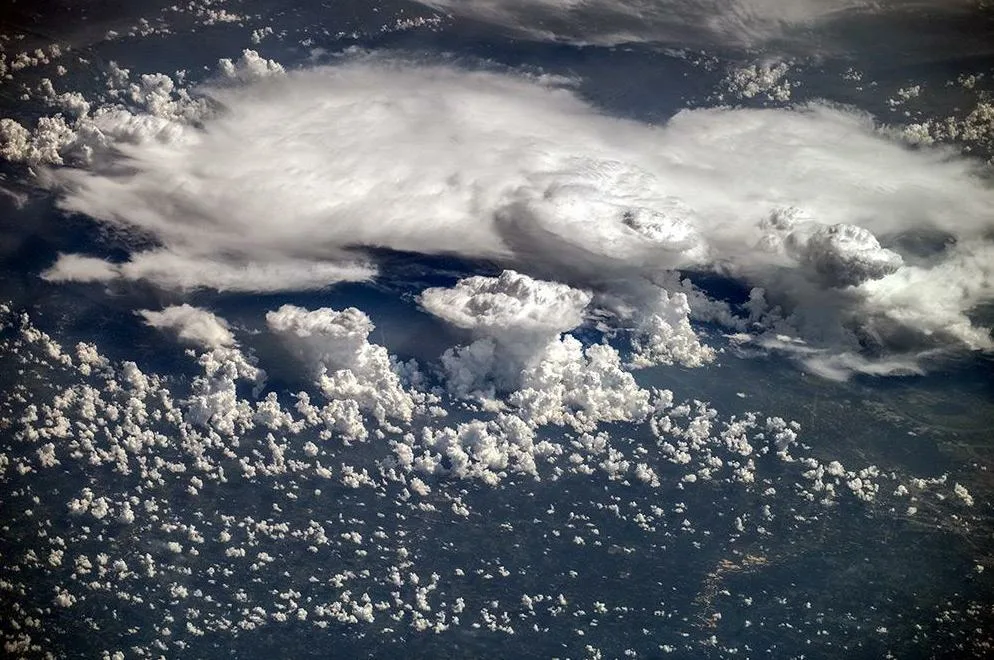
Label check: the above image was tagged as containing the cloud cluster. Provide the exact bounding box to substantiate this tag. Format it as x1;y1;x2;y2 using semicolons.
3;291;984;658
265;305;422;427
420;270;590;344
511;336;653;431
419;271;667;427
631;289;716;368
761;208;904;288
32;57;994;375
419;271;592;391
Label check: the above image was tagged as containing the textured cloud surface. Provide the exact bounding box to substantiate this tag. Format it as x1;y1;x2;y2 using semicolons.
419;270;591;342
43;58;994;372
416;0;975;48
138;304;236;349
420;270;592;392
265;304;422;428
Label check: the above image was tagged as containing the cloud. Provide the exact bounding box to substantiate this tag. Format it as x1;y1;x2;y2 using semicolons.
418;269;591;341
418;270;592;392
41;253;119;283
265;304;421;426
801;351;925;381
138;305;236;349
419;272;685;420
0;116;76;166
762;209;904;288
415;0;975;48
133;304;268;430
42;250;374;292
858;240;994;351
630;289;716;368
39;57;994;374
216;49;286;84
728;332;928;380
266;305;382;372
510;336;653;431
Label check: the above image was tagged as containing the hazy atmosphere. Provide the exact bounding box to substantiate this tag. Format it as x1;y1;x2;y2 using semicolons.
1;0;993;657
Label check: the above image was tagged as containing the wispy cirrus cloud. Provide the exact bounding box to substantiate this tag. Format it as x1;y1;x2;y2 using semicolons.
416;0;980;48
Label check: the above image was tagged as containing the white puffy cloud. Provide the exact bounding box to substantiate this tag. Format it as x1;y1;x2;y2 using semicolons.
631;289;716;368
419;269;590;341
798;224;904;287
41;253;120;283
266;305;381;372
725;62;793;102
138;305;236;349
420;271;660;426
395;413;557;485
185;347;267;436
33;57;994;374
216;49;286;83
511;336;652;430
420;271;593;392
762;209;904;287
0;116;77;166
265;305;421;425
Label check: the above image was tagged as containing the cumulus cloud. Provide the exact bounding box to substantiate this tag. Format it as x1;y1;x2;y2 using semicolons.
631;289;715;368
265;305;421;426
761;209;904;288
0;116;76;166
511;336;653;430
138;305;236;349
419;271;676;424
216;49;286;83
38;58;994;374
41;253;119;283
419;271;592;392
419;269;590;343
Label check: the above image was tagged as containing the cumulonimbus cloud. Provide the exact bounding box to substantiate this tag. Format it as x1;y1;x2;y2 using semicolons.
42;57;994;373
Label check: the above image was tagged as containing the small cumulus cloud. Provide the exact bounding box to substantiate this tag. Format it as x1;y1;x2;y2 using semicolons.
138;304;236;349
41;253;120;283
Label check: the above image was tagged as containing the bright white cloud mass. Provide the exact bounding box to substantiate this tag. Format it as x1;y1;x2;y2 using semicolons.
1;4;993;657
43;249;375;292
35;55;993;376
265;304;425;431
419;269;592;387
138;304;236;349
